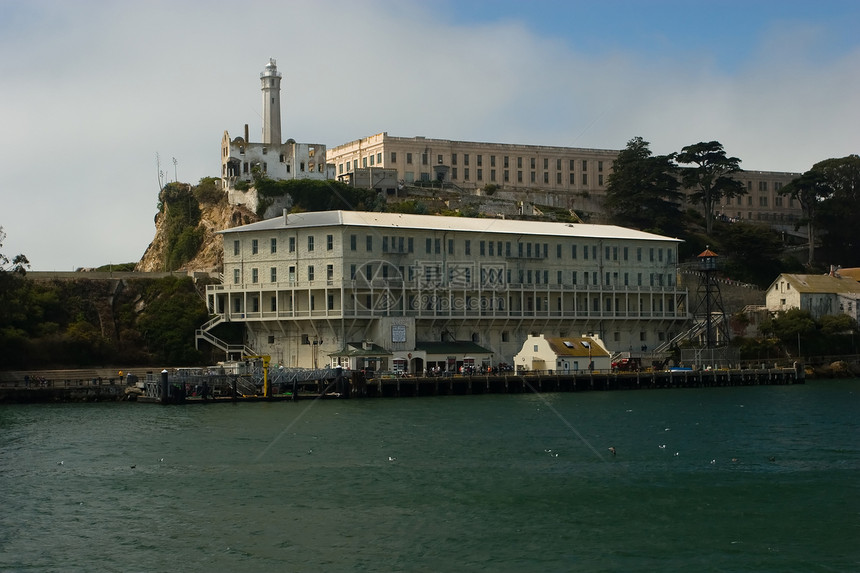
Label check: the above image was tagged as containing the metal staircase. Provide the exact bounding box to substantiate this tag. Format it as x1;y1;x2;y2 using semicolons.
195;315;256;360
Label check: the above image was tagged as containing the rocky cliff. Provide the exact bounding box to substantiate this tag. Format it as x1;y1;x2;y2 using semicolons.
136;194;258;274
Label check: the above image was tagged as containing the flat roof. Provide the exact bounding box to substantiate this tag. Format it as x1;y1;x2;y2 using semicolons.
220;210;681;243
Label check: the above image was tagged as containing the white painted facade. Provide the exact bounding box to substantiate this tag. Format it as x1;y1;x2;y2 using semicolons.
513;334;611;373
766;273;860;320
203;211;690;370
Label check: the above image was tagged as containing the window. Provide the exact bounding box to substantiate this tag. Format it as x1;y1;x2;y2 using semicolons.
350;234;357;251
252;239;258;254
406;152;413;164
270;238;277;253
327;234;333;250
391;152;397;162
366;235;373;251
289;237;296;253
465;240;471;255
327;264;333;282
582;173;588;185
251;268;259;283
464;154;470;166
233;240;240;256
270;267;277;282
233;269;240;283
307;236;314;251
308;266;315;281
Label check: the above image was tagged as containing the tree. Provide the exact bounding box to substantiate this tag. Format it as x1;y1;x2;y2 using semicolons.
0;226;29;275
813;155;860;266
676;141;745;235
605;137;684;235
712;221;785;287
780;169;832;266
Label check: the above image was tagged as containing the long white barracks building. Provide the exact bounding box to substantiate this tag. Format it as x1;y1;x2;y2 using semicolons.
203;210;688;372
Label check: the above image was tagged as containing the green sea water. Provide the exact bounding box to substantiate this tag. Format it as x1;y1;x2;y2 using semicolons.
1;380;858;572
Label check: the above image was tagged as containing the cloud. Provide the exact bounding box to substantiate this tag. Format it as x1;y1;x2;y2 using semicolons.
1;1;857;269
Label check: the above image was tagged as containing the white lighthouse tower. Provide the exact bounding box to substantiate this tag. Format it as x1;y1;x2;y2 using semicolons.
260;58;282;145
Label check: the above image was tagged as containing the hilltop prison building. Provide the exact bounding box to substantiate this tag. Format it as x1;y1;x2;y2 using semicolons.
201;210;689;372
326;132;803;229
220;59;333;203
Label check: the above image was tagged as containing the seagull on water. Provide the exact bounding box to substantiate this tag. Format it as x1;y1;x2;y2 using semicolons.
658;444;666;449
388;456;396;462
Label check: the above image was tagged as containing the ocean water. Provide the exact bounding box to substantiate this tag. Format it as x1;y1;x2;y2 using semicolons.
1;380;858;572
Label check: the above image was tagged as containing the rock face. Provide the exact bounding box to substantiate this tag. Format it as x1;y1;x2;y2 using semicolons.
136;199;258;273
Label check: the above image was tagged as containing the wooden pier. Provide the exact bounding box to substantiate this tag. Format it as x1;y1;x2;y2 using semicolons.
354;366;804;398
1;365;804;404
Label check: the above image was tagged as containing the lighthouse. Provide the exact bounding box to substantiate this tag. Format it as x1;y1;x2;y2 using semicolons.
260;58;282;145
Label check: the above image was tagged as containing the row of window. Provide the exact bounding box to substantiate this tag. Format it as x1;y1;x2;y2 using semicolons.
234;235;337;256
234;234;675;264
234;262;675;289
725;194;795;207
337;154;605;174
231;292;672;315
349;234;674;263
447;168;602;186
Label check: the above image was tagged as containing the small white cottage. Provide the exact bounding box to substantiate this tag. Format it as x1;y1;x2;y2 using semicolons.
513;334;611;373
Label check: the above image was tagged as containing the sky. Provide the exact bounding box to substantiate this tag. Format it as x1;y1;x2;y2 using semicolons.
1;0;858;270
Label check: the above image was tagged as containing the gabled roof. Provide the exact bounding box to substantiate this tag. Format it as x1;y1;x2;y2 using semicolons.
219;210;681;242
544;337;610;358
415;341;493;356
837;268;860;282
773;273;860;295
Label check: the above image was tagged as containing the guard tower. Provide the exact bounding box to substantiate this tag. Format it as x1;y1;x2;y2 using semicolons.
260;58;282;145
691;248;730;347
